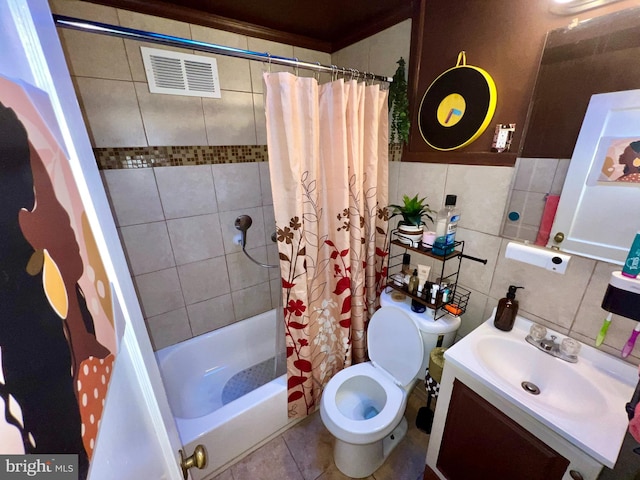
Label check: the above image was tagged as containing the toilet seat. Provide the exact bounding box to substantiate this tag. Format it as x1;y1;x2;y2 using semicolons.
320;307;424;445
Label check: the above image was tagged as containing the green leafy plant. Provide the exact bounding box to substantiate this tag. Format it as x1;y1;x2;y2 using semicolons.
388;57;410;145
389;194;435;227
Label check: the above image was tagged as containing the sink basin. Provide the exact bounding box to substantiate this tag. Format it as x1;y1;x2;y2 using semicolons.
473;335;606;418
444;314;637;468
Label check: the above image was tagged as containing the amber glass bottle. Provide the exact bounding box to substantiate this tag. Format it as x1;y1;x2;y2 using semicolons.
494;285;524;332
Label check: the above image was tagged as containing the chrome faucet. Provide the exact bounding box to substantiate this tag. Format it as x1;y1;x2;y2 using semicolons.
525;331;580;363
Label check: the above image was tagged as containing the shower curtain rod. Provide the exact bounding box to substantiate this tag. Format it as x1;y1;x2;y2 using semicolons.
52;15;394;84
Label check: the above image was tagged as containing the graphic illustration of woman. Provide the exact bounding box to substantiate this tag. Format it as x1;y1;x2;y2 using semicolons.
1;100;112;479
616;140;640;183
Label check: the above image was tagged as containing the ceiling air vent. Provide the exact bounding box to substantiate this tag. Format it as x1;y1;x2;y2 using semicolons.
141;47;221;98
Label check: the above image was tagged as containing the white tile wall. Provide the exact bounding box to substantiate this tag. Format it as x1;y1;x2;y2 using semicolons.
52;0;331;149
393;160;638;365
134;82;209;146
177;256;231;304
74;78;147;147
119;222;175;275
166;214;224;265
135;267;185;318
103;164;278;349
213;163;263;211
102;169;164;226
502;157;572;243
155;165;218;219
202;91;257;145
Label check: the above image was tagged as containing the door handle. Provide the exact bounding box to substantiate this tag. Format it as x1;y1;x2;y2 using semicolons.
180;444;207;479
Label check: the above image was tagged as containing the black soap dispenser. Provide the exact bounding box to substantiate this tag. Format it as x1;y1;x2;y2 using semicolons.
494;285;524;332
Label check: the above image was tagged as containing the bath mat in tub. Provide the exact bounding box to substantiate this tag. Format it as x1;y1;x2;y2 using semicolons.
222;357;276;405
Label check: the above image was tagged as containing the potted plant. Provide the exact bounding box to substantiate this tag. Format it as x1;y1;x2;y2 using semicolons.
389;194;435;246
388;57;409;146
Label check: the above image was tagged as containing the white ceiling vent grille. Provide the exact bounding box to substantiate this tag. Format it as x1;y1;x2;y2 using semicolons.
141;47;221;98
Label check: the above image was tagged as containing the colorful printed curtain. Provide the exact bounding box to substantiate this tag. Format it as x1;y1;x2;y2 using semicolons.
264;72;389;418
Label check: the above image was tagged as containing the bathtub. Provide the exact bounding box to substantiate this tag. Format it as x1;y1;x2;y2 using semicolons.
155;309;292;478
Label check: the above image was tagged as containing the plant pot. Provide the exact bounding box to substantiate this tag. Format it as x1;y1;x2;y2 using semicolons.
397;224;424;247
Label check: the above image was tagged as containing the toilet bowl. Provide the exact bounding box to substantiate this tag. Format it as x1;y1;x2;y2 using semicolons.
320;306;423;478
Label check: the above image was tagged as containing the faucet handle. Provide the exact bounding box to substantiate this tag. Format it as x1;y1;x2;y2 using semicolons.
561;337;581;357
529;323;547;341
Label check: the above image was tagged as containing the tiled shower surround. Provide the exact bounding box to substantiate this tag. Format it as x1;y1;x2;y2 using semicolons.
102;156;279;350
96;143;401;353
98;144;402;351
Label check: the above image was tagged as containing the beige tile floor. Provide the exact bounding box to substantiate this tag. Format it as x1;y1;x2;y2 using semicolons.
212;385;431;480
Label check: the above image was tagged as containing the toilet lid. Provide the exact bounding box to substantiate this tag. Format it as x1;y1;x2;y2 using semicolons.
368;307;424;387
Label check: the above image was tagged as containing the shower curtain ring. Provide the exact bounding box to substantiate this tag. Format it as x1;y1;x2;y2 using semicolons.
294;57;299;76
330;64;337;82
354;69;360;82
314;62;321;82
266;52;272;73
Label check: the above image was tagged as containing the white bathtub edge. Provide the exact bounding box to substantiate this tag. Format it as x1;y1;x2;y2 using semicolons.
187;374;292;477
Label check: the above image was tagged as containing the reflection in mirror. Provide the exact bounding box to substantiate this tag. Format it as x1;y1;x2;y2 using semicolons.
501;6;640;249
501;158;570;244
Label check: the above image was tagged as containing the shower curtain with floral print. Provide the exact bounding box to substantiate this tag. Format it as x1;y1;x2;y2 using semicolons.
264;72;389;418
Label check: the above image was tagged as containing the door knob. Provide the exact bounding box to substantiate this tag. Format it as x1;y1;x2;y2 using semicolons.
180;444;207;479
553;232;565;243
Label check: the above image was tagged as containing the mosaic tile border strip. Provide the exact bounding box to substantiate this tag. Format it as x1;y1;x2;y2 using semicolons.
94;145;269;169
94;144;401;169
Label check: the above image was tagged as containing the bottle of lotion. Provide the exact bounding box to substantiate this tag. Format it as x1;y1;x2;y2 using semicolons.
494;285;524;332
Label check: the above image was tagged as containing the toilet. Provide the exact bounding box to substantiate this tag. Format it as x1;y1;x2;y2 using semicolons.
320;306;424;478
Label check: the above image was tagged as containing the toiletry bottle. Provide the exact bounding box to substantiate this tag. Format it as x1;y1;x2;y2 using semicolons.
430;283;440;305
408;269;420;295
494;285;524;331
402;253;412;275
434;195;460;255
422;280;433;301
622;231;640;278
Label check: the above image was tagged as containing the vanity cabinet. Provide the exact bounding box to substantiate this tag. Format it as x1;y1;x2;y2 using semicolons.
436;380;569;479
425;366;605;480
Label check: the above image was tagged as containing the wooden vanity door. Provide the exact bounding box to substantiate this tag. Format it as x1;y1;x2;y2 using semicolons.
436;380;570;480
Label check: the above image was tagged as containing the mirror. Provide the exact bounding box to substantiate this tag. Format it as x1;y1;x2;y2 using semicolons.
501;6;640;262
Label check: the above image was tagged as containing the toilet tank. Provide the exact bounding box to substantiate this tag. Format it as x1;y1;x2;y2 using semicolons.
380;290;461;377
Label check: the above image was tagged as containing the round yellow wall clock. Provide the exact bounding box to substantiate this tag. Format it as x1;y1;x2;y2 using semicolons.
418;51;497;151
